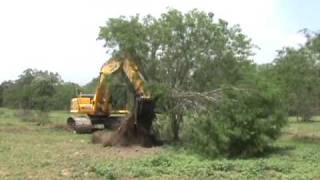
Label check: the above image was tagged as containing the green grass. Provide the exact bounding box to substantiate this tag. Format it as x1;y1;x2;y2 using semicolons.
0;108;320;179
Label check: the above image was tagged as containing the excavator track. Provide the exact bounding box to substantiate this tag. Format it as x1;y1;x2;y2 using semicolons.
67;117;93;133
67;116;127;134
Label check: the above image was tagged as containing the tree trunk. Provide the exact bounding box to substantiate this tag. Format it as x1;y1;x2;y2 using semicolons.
171;112;183;141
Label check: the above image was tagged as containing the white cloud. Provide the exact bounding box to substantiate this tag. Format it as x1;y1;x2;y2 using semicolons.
0;0;307;84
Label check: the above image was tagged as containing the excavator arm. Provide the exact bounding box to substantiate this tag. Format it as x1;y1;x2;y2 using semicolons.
68;54;155;133
92;55;151;115
92;59;121;115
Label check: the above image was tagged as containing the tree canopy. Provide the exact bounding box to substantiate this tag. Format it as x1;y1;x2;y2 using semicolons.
97;9;287;156
262;31;320;121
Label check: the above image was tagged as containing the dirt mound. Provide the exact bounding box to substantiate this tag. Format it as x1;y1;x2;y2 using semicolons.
92;130;113;144
92;115;162;147
92;98;162;147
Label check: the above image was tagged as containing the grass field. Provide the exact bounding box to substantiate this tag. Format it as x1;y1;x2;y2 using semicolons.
0;108;320;179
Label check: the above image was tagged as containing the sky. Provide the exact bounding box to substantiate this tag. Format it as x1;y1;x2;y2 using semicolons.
0;0;319;85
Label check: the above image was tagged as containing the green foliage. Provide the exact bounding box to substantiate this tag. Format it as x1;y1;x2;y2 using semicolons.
153;114;173;140
1;69;79;111
0;81;13;107
184;83;287;157
94;162;117;180
18;110;51;125
82;77;98;93
265;31;320;121
98;8;254;141
96;9;292;157
93;143;320;179
50;82;79;110
83;73;137;110
108;73;135;110
2;69;59;110
30;76;56;112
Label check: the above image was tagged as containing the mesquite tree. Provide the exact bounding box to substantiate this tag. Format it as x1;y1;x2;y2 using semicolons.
98;9;254;141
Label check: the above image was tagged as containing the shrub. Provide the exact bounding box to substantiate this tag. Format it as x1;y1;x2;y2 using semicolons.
183;84;287;157
153;114;173;140
94;163;117;180
16;109;51;125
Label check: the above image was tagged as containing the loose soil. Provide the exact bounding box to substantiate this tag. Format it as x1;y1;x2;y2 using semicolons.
52;124;74;132
92;115;162;147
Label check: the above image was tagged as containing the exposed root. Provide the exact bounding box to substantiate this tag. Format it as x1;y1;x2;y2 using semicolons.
92;115;162;147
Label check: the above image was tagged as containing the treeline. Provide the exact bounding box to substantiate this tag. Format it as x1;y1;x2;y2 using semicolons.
0;69;81;111
259;30;320;121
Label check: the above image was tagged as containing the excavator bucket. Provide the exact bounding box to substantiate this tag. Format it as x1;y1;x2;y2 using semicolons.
134;97;155;131
92;98;160;147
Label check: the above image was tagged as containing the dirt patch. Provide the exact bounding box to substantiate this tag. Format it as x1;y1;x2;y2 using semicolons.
60;169;72;177
290;133;320;143
76;143;163;161
102;146;163;159
0;126;33;133
0;169;9;178
92;130;113;144
51;124;74;132
92;115;162;147
93;99;162;148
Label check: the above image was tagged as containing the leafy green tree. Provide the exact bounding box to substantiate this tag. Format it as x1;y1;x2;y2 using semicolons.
272;46;320;121
98;9;254;140
2;69;62;110
82;77;99;94
50;82;79;110
303;29;320;53
30;76;56;112
257;30;320;121
0;81;14;107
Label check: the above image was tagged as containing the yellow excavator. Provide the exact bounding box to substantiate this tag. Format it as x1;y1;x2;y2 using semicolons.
67;54;155;134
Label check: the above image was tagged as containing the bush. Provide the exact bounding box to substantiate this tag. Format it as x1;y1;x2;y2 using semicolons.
183;85;287;157
153;114;174;140
16;109;51;125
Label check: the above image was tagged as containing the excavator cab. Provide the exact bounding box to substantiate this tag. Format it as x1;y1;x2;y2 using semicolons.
70;93;94;114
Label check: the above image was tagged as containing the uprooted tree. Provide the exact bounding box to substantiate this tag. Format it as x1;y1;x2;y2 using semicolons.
97;9;287;156
99;9;253;139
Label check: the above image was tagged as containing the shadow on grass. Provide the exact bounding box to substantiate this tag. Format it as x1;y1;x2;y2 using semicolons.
289;119;320;124
0;126;33;133
290;134;320;144
158;140;296;161
51;124;74;132
252;145;296;158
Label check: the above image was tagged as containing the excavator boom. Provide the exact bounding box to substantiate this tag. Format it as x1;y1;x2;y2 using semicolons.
67;54;155;134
